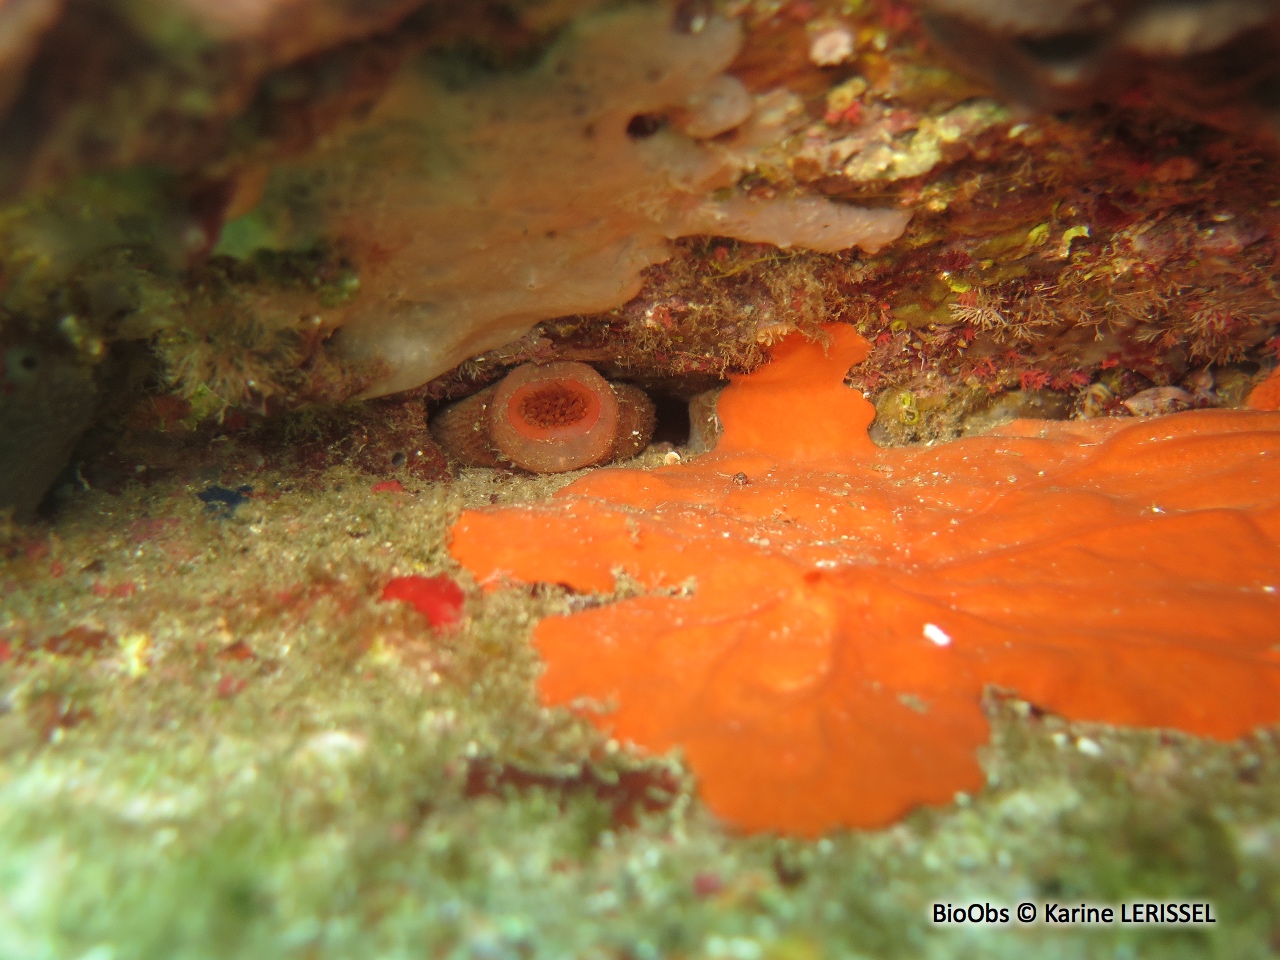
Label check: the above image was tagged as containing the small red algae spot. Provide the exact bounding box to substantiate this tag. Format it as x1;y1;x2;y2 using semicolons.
372;479;406;494
216;640;257;663
135;394;191;433
463;759;680;828
129;517;181;543
220;410;251;433
91;582;137;599
450;324;1280;836
217;675;248;699
381;575;465;629
48;561;65;579
825;103;863;126
28;692;92;738
693;873;725;898
0;639;11;664
43;627;113;657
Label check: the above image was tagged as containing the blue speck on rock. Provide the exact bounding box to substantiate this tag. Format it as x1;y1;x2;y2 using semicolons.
198;485;253;515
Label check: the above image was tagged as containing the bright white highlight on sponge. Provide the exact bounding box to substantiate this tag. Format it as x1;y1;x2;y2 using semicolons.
923;623;952;646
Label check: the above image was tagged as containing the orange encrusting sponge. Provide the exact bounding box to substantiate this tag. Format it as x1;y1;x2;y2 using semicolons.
450;325;1280;835
1248;365;1280;411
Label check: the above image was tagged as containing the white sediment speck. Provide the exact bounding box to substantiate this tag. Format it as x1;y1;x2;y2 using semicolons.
809;26;854;66
923;623;951;646
298;730;368;764
1076;737;1103;757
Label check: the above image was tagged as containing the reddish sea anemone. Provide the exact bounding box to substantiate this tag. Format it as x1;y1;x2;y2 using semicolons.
431;361;655;473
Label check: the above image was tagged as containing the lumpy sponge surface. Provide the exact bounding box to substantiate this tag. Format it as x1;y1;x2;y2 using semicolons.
221;5;910;395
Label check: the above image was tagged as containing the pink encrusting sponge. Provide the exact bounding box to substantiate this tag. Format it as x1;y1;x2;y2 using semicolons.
430;361;655;473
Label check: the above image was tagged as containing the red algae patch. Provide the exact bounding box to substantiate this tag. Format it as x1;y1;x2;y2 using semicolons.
380;575;465;630
450;326;1280;835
